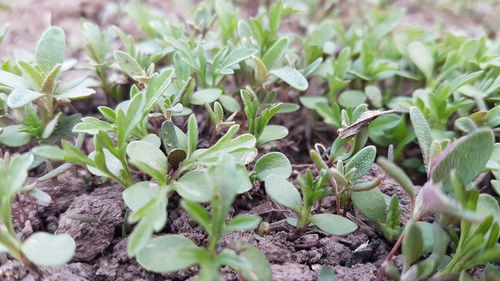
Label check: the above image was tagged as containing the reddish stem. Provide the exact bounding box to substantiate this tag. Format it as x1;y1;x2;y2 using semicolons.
377;233;405;281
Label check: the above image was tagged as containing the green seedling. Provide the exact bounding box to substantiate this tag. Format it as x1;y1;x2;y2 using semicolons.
133;154;271;281
241;89;288;146
261;151;357;240
0;153;75;277
81;21;120;101
376;127;498;281
0;26;95;146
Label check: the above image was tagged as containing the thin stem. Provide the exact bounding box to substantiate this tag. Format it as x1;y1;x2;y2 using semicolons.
377;232;405;281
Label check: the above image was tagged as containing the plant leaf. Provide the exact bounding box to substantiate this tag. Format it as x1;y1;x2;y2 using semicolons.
270;67;308;91
191;88;223;105
430;128;494;190
310;213;358;235
409;107;433;169
254;152;292;181
264;174;302;213
7;89;45;109
21;233;75;267
345;145;376;180
36;27;65;73
136;234;199;273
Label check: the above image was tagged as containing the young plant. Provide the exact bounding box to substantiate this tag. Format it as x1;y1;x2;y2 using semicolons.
241;89;288;146
260;152;357;240
133;154;271;281
0;26;95;146
0;153;75;277
377;127;498;281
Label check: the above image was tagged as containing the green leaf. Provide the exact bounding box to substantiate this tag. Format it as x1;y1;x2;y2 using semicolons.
0;70;30;89
0;125;31;147
32;145;65;161
262;38;288;69
365;85;383;108
7;89;44;109
345;145;376;180
257;125;288;146
114;50;144;78
431;128;494;190
402;222;423;268
378;157;415;200
173;170;211;202
160;120;187;154
254;152;292;181
72;117;113;135
409;107;433;169
318;266;337;281
218;95;240;112
217;47;257;72
21;233;75;267
126;141;168;180
310;214;358;235
180;200;210;230
351;187;386;224
229;242;272;281
187;114;198;157
338;90;367;108
264;174;302;213
35;27;65;73
270;67;308;91
137;234;199;273
191;88;223;105
407;41;433;79
225;215;262;233
123;182;157;211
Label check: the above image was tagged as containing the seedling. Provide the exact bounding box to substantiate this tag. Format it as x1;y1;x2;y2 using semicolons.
376;127;498;281
133;154;271;281
0;153;75;277
261;152;357;240
0;26;95;146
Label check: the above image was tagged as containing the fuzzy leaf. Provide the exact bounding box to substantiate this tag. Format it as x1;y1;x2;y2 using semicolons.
311;214;358;235
338;90;367;108
408;41;433;79
114;50;144;78
402;222;423;268
254;152;292;181
225;215;262;233
409;107;432;168
22;233;75;267
257;125;288;146
174;170;211;202
270;67;308;91
191;88;223;105
264;174;302;213
127;141;168;179
345;145;376;180
136;234;199;273
36;27;65;73
351;187;387;224
7;89;44;109
431;128;494;190
72;117;113;135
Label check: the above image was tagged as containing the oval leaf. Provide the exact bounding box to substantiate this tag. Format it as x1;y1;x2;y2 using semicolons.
254;152;292;181
137;234;199;273
22;233;75;267
311;213;358;235
270;67;308;91
191;88;223;105
264;174;302;213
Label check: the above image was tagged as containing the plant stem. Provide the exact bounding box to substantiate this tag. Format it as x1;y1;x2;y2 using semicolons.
377;232;405;281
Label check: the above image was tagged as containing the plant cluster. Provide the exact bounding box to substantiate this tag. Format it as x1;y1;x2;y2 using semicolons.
0;0;499;280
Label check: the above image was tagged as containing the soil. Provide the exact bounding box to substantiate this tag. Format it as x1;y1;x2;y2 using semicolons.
0;0;496;280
